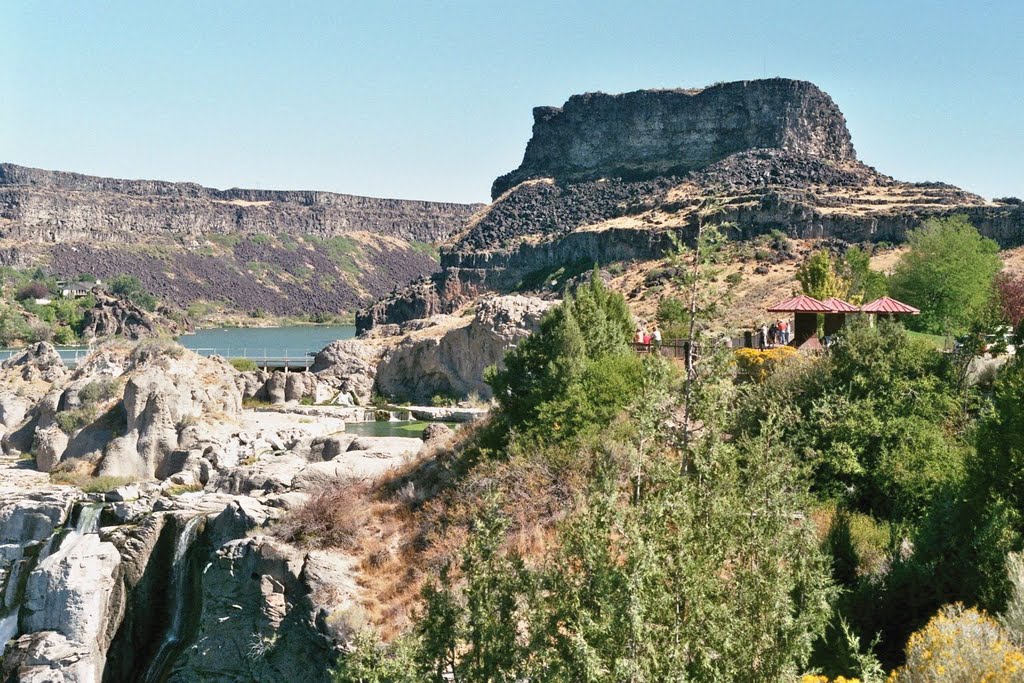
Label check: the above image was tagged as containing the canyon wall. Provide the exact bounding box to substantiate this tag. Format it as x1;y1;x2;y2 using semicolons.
0;163;480;244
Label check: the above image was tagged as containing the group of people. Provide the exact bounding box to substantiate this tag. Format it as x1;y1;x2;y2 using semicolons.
634;324;662;348
757;319;791;349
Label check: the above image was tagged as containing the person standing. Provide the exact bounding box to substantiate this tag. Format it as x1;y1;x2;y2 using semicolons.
768;321;778;347
652;324;662;348
759;322;768;350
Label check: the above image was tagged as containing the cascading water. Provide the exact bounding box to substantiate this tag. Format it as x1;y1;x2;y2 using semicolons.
73;502;103;536
0;608;18;657
0;502;89;657
141;514;204;683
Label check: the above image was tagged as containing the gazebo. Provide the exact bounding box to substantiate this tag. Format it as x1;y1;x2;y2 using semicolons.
767;294;834;350
861;296;921;323
821;297;860;337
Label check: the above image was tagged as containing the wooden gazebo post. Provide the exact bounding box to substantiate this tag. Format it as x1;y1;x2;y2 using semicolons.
767;295;835;351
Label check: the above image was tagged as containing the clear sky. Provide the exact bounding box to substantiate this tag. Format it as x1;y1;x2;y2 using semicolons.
3;1;1022;204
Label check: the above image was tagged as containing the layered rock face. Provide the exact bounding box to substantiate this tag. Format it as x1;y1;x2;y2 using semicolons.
359;78;1024;332
491;79;856;198
0;163;478;244
0;163;482;316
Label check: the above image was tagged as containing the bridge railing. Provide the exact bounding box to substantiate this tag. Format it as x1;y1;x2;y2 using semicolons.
0;347;316;369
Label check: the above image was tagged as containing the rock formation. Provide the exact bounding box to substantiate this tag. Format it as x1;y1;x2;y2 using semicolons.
358;78;1024;332
490;79;856;198
375;295;554;402
0;336;456;682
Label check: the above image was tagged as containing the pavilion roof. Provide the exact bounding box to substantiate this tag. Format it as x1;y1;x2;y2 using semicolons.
860;296;921;315
767;294;833;313
822;297;860;313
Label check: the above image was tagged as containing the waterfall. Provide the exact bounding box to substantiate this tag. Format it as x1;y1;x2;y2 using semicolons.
74;503;103;535
0;608;18;657
0;503;75;657
141;514;204;683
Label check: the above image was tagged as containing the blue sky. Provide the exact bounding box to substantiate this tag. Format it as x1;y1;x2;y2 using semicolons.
3;1;1022;203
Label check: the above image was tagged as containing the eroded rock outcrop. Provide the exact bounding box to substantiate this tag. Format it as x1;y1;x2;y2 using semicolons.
80;294;193;341
375;295;554;402
491;78;856;198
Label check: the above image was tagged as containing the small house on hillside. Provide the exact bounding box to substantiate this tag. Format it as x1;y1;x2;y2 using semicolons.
59;280;101;298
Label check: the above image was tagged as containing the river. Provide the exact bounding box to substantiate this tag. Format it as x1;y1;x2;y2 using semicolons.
0;324;357;364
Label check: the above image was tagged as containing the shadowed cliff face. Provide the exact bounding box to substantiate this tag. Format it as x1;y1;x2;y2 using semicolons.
491;79;856;198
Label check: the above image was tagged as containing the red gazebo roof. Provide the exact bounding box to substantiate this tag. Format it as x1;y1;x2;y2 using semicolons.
767;294;833;313
822;297;860;313
860;297;920;315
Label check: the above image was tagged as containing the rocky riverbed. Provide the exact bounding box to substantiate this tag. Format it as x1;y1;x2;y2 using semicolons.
0;292;549;681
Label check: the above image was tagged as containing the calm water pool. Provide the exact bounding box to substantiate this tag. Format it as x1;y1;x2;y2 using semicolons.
344;420;459;438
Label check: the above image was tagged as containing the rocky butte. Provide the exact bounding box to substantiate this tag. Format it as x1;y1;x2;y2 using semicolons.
0;163;482;316
358;77;1024;331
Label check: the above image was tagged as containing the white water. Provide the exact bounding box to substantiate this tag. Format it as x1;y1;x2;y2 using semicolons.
0;506;77;657
0;608;18;657
74;503;103;535
142;514;204;683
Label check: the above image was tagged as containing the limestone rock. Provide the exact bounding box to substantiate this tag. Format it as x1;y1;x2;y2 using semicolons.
96;349;242;480
80;294;192;340
22;532;122;681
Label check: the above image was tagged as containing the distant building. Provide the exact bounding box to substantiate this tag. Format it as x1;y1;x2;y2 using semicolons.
59;280;100;298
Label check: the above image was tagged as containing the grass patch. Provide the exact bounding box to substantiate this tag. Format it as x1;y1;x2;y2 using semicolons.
408;240;441;262
51;472;136;493
165;483;202;496
907;330;951;350
230;358;259;372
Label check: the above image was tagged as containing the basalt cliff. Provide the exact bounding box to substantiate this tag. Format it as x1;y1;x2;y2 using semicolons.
358;78;1024;331
0;164;482;317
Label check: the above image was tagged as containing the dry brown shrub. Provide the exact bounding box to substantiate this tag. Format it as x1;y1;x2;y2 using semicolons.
273;481;370;550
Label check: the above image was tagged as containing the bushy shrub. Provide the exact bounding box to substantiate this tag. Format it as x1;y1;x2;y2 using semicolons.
55;406;98;434
734;345;799;382
890;604;1024;682
273;483;369;549
77;378;119;405
109;274;158;311
16;281;50;301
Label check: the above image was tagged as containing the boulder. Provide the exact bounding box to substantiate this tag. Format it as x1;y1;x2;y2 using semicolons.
33;426;69;473
375;295;553;402
309;340;380;404
266;372;287;405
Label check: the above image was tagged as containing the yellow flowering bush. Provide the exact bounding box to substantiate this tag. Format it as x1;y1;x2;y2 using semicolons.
735;345;799;382
801;675;862;683
888;603;1024;682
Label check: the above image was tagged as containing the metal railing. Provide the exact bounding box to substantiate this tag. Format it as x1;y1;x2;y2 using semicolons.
0;346;316;370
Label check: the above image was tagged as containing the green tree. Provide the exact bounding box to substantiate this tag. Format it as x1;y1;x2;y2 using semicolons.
889;216;1001;334
486;269;639;446
109;274;158;311
797;250;851;301
840;246;888;304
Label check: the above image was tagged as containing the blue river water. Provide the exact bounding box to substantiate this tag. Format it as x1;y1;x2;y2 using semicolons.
0;325;357;364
